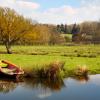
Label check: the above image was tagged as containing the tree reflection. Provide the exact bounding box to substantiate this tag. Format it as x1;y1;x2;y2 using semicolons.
23;78;65;91
0;78;17;93
23;78;65;98
0;77;65;95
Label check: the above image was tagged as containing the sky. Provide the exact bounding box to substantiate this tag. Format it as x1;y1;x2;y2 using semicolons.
0;0;100;24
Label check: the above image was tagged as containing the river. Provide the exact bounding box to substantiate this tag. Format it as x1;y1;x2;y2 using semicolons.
0;74;100;100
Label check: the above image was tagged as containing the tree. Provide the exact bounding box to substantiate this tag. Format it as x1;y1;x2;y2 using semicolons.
72;21;100;44
49;26;61;45
0;7;32;53
72;23;80;42
64;24;68;33
93;21;100;43
79;21;97;43
57;24;68;34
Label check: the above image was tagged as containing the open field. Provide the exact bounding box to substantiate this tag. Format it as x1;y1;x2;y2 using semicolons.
0;45;100;76
0;45;100;57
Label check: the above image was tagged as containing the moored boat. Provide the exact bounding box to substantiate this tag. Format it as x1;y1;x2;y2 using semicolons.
0;60;24;79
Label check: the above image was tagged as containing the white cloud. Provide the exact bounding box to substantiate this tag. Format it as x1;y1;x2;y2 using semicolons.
81;0;100;6
27;5;78;24
30;4;100;24
37;0;100;24
0;0;40;10
0;0;15;8
17;1;40;9
0;0;100;24
46;6;77;15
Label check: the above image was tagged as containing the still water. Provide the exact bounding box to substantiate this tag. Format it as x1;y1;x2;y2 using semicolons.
0;74;100;100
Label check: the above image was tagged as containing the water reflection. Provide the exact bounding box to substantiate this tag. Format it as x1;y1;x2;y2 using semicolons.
0;77;65;94
72;75;89;83
23;78;65;91
0;78;17;93
0;75;89;95
22;78;65;99
0;74;100;100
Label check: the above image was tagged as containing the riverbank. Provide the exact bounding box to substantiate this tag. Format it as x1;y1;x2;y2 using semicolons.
0;45;100;77
0;54;100;77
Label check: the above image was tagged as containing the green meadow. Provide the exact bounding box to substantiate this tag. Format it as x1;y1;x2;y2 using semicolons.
0;45;100;76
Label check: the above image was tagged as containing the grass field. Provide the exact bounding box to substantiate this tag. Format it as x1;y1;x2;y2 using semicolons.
0;45;100;76
1;45;100;57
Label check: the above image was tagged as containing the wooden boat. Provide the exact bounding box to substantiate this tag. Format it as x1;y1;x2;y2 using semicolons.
0;60;24;79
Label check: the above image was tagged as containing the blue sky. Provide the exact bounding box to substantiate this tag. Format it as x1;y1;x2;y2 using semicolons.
32;0;81;11
0;0;100;24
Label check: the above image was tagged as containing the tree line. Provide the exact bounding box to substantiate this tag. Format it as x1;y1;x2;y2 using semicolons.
0;7;100;54
0;7;66;53
71;22;100;44
57;22;100;44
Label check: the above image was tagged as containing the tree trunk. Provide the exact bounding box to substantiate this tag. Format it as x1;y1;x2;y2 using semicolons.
5;43;12;54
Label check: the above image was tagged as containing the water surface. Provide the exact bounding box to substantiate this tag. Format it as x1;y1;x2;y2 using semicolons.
0;74;100;100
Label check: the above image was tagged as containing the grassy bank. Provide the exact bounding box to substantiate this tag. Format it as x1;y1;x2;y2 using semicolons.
0;45;100;77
